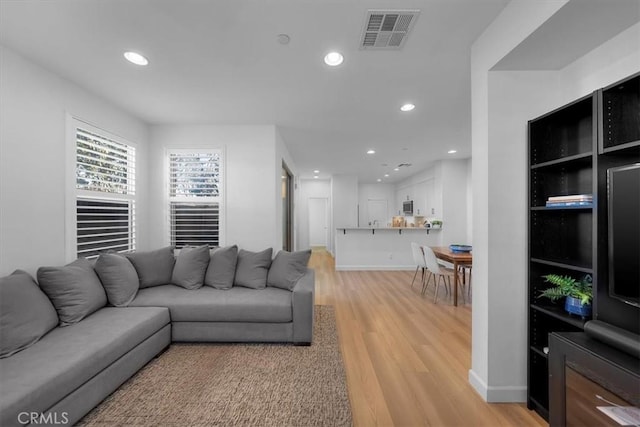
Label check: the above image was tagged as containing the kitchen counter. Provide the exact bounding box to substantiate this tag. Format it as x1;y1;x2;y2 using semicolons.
334;227;442;271
337;226;441;234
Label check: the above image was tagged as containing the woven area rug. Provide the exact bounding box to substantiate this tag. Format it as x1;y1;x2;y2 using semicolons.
78;305;352;426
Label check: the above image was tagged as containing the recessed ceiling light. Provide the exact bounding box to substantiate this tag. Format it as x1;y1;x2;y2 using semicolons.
367;149;376;155
324;51;344;66
314;175;319;179
377;178;382;182
400;103;415;112
313;170;320;173
448;149;457;154
123;51;149;66
384;174;389;177
394;167;400;171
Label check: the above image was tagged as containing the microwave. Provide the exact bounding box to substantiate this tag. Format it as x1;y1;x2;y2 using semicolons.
402;200;413;215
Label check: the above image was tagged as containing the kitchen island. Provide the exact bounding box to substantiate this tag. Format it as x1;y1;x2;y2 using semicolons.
335;227;442;271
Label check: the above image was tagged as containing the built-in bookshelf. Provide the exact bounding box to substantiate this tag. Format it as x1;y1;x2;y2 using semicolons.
528;93;595;420
527;72;640;421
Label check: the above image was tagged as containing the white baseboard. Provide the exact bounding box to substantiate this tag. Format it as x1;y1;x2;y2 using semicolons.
468;369;527;403
335;265;415;271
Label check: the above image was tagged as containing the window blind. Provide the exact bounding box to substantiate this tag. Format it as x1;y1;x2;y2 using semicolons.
169;152;220;197
170;202;219;248
74;125;136;258
76;128;135;195
77;197;135;258
168;151;221;248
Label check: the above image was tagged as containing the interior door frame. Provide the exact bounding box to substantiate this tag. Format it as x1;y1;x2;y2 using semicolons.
282;162;293;251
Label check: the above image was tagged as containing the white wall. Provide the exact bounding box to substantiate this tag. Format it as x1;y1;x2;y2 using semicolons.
331;174;358;255
296;179;331;251
440;159;471;245
358;183;395;226
466;158;473;243
470;1;639;403
558;22;640;108
0;45;150;276
148;125;279;252
469;0;568;402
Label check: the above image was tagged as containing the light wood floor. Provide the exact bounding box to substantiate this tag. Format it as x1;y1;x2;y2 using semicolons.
309;249;546;427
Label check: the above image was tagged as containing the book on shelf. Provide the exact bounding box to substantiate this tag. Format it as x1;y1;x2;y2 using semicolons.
547;194;593;202
545;201;593;208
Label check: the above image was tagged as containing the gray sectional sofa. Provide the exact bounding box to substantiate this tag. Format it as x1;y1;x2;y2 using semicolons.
0;245;314;426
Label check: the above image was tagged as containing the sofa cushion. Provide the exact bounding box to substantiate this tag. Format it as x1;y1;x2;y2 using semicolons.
130;285;292;323
267;249;312;291
204;245;238;290
126;246;175;288
37;258;107;326
171;245;210;290
94;253;139;307
234;248;273;289
0;271;58;358
0;307;169;427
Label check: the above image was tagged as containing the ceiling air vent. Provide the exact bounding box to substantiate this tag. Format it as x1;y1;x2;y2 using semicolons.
360;10;420;50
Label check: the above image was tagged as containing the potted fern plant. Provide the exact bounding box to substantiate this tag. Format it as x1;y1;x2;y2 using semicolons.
539;274;593;318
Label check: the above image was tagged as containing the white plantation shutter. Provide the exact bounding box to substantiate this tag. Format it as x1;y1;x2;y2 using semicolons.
74;124;136;258
76;197;135;258
168;151;222;248
76;128;135;195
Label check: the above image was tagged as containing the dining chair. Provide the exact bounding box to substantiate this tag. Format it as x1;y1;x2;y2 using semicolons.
459;264;472;297
410;242;429;290
422;246;462;304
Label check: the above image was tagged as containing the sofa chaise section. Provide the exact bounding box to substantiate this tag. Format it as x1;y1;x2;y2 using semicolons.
0;307;170;427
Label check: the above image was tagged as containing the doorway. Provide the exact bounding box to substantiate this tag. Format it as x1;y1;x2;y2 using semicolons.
308;197;329;248
282;163;293;251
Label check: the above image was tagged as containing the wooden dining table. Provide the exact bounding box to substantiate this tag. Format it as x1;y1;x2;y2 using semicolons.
430;246;472;306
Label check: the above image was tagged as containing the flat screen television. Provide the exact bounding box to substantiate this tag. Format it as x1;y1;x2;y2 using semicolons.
608;163;640;308
403;200;413;215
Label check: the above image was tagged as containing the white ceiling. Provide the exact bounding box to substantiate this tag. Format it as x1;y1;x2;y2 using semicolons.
7;0;621;184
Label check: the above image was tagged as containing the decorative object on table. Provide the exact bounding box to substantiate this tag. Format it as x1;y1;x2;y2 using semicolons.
430;219;442;229
392;216;405;227
413;215;425;227
449;244;472;253
538;274;593;318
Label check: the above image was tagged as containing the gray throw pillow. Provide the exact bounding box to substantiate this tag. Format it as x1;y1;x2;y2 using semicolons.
0;271;59;358
37;258;107;326
126;246;175;288
204;245;238;290
94;253;139;306
267;249;312;291
172;245;210;290
234;248;273;289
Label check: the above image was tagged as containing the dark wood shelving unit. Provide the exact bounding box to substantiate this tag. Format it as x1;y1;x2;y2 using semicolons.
527;72;640;422
527;92;596;421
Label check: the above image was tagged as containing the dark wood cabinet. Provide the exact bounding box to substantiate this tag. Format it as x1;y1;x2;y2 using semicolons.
549;333;640;427
527;72;640;421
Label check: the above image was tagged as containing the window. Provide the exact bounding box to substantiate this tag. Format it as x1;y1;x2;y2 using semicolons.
74;123;136;258
168;150;222;248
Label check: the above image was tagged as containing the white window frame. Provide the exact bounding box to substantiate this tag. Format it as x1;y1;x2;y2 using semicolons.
165;148;225;248
65;115;137;260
